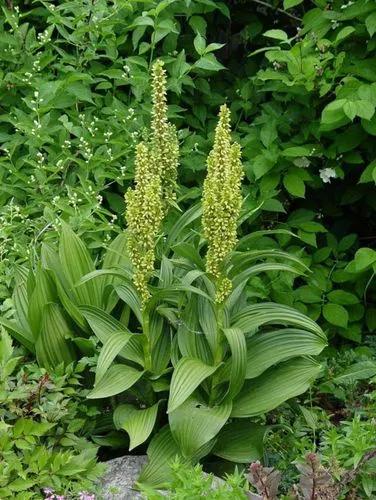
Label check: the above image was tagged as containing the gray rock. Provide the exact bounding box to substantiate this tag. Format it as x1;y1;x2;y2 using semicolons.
99;455;148;499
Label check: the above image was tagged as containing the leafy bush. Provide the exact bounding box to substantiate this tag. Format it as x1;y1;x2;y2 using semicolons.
0;330;104;499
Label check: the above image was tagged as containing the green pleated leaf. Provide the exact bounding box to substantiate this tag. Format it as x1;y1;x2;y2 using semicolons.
159;256;174;288
232;357;321;417
166;203;202;247
222;328;247;399
245;328;326;379
87;364;144;399
198;295;218;356
41;243;88;331
172;242;205;270
0;318;35;353
59;223;102;307
28;268;56;337
13;279;30;337
137;426;183;488
102;233;131;286
151;330;171;375
168;357;219;413
233;263;304;288
95;331;133;383
230;249;309;277
80;305;144;366
237;229;297;251
113;402;161;450
169;396;232;458
115;283;143;324
35;303;76;370
232;303;324;337
213;420;265;463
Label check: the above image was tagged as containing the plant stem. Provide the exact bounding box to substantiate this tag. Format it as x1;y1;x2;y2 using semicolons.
142;308;152;372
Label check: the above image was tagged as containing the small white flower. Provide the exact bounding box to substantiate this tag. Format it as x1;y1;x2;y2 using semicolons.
319;167;337;183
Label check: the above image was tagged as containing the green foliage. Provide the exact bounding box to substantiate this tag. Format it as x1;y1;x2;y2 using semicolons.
1;67;325;489
139;458;249;499
0;330;105;498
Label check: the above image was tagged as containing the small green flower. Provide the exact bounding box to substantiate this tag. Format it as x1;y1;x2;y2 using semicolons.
202;104;244;303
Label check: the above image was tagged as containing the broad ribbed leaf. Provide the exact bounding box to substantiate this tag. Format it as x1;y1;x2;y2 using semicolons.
172;242;205;269
80;305;144;366
96;331;133;383
35;303;76;369
59;223;102;307
232;303;323;337
237;229;297;251
177;296;213;364
87;364;143;399
198;295;218;355
28;268;56;337
148;284;212;311
230;249;309;277
245;328;327;379
13;280;30;336
159;256;174;288
113;402;160;450
168;357;219;413
232;357;321;417
41;242;88;331
138;426;183;488
233;263;304;288
223;328;247;399
102;233;131;299
115;283;142;324
166;203;202;247
213;420;265;463
151;330;171;375
0;318;35;353
169;396;232;457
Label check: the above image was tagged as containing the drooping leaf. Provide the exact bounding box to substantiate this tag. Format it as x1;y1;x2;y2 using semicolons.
169;396;232;457
232;303;323;337
87;364;144;399
213;420;266;463
0;318;35;353
95;331;133;383
115;283;143;324
168;357;219;413
80;305;144;366
245;328;326;379
137;426;183;488
113;402;161;450
232;263;305;289
232;357;321;417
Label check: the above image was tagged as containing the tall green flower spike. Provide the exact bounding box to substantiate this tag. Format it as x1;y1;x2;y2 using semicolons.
202;104;244;303
125;143;163;305
125;60;178;305
150;60;179;209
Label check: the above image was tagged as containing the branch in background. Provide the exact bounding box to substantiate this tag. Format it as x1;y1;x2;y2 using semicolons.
250;0;302;23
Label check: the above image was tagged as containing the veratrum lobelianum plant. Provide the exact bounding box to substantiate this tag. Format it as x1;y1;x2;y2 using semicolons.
0;60;327;489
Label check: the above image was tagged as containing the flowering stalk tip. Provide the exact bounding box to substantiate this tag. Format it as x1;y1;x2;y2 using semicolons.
202;104;244;303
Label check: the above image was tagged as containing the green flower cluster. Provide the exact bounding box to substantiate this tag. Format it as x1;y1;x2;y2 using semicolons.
125;60;178;305
150;60;179;210
125;143;163;304
202;104;244;303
